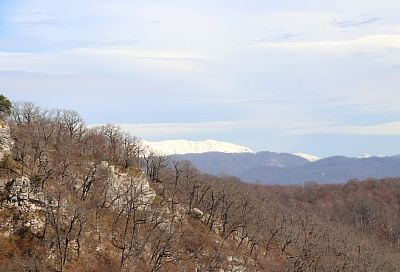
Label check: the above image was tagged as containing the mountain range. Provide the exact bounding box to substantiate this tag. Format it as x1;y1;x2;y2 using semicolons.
143;139;400;184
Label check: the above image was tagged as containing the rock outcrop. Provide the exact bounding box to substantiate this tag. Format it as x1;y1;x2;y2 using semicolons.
0;176;48;235
0;121;13;161
99;160;156;206
3;176;46;209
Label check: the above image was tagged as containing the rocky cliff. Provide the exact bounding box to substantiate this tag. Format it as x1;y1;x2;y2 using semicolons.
0;121;13;161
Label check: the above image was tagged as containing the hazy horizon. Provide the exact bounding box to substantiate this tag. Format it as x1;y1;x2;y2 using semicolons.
2;0;400;157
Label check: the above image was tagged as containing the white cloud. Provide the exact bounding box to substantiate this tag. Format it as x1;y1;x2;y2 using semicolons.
2;0;400;156
287;121;400;136
75;48;208;60
95;120;256;139
254;35;400;51
0;48;210;75
96;118;336;139
95;118;400;140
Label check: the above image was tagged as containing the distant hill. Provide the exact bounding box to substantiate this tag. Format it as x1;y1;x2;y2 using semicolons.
173;152;400;184
172;151;308;176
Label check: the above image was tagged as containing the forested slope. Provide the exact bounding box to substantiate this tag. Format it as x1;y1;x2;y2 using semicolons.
0;102;400;271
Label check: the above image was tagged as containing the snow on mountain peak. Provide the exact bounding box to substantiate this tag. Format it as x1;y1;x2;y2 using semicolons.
141;139;254;155
359;153;385;159
293;152;320;162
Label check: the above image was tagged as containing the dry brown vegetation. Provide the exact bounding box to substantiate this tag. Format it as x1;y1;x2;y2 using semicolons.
0;102;400;271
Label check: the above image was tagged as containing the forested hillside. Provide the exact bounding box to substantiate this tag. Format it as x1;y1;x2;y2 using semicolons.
1;102;400;271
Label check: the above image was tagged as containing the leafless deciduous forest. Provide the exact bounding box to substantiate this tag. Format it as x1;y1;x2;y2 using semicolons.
0;102;400;271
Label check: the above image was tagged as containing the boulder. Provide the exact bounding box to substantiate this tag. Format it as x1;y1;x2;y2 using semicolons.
190;208;204;219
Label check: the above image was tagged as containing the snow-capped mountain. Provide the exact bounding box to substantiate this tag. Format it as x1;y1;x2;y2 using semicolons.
293;152;320;162
141;139;254;156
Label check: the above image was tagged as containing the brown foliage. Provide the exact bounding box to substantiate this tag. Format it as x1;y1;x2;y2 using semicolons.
0;102;399;271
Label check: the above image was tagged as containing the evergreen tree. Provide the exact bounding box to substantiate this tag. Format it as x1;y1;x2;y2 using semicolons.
0;94;12;119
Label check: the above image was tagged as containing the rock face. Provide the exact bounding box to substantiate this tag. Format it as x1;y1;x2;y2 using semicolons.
0;121;47;235
0;121;13;161
3;177;46;209
0;176;48;235
99;161;156;206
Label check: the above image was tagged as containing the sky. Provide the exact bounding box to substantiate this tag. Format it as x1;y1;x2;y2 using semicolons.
1;0;400;157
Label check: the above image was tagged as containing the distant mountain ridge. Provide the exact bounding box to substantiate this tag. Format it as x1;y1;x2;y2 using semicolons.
141;139;400;184
172;152;400;185
172;151;309;177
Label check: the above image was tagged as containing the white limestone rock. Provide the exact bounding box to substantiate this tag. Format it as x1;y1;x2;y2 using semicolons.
190;208;204;219
0;121;13;161
1;176;48;235
98;161;156;207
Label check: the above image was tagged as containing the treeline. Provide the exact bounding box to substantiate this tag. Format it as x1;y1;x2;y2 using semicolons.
0;102;399;271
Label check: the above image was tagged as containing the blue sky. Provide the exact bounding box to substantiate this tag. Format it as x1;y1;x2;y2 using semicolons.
1;0;400;157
